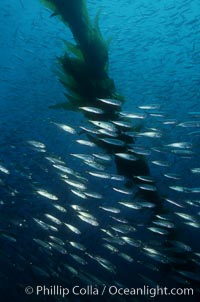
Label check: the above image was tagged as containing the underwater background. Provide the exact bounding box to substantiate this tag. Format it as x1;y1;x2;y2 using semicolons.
0;0;200;301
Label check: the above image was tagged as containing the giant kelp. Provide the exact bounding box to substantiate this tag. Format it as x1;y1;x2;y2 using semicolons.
41;0;119;111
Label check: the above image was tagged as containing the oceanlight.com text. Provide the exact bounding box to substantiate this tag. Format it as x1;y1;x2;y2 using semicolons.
25;284;194;298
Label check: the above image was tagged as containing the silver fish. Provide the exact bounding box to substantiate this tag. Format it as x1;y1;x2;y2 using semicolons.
148;227;169;235
164;173;181;180
90;120;117;132
53;204;67;212
165;142;192;149
118;253;134;262
121;236;141;247
134;175;155;182
80;125;99;134
97;98;122;107
69;241;86;251
112;120;132;128
69;253;87;265
71;189;87;199
92;153;112;162
33;218;58;232
84;191;102;199
64;223;81;235
119;112;146;119
101;138;125;146
115;153;138;161
118;201;141;209
113;188;133;195
138;104;160;110
27;140;46;149
44;214;62;225
102;243;119;253
0;164;10;174
88;171;111;179
99;206;120;213
77;215;99;226
63;178;87;190
177;121;200;128
98;128;118;137
36;189;58;201
53;122;76;134
137;184;157;191
76;140;96;147
138;131;162;138
79;106;104;114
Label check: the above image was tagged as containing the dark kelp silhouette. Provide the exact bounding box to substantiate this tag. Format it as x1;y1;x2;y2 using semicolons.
40;0;199;294
41;0;120;112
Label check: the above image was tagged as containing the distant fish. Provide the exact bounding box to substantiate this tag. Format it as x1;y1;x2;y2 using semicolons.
69;254;87;265
101;138;125;146
138;131;162;138
115;153;138;161
148;227;169;235
77;214;99;226
121;236;141;247
102;243;119;253
85;191;102;199
89;120;117;132
177;121;200;128
69;241;86;251
71;189;87;199
0;164;10;175
80;125;99;134
162;119;177;125
128;146;151;156
97;98;122;107
118;201;141;209
88;171;111;179
53;164;76;175
191;168;200;174
152;220;175;229
76;139;96;147
27;140;46;151
134;175;154;182
98;128;118;137
33;218;58;232
169;186;200;193
63;178;87;190
53;204;67;212
165;142;192;149
164;173;181;180
152;160;169;167
99;206;120;214
44;214;62;225
92;153;112;162
118;252;134;262
64;223;81;235
36;189;58;201
137;184;157;191
53;122;76;134
165;198;184;208
113;188;133;195
79;106;104;114
119;112;146;119
112;120;132;128
138;104;160;110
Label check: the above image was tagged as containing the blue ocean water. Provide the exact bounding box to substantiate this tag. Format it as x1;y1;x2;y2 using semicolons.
0;0;200;301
